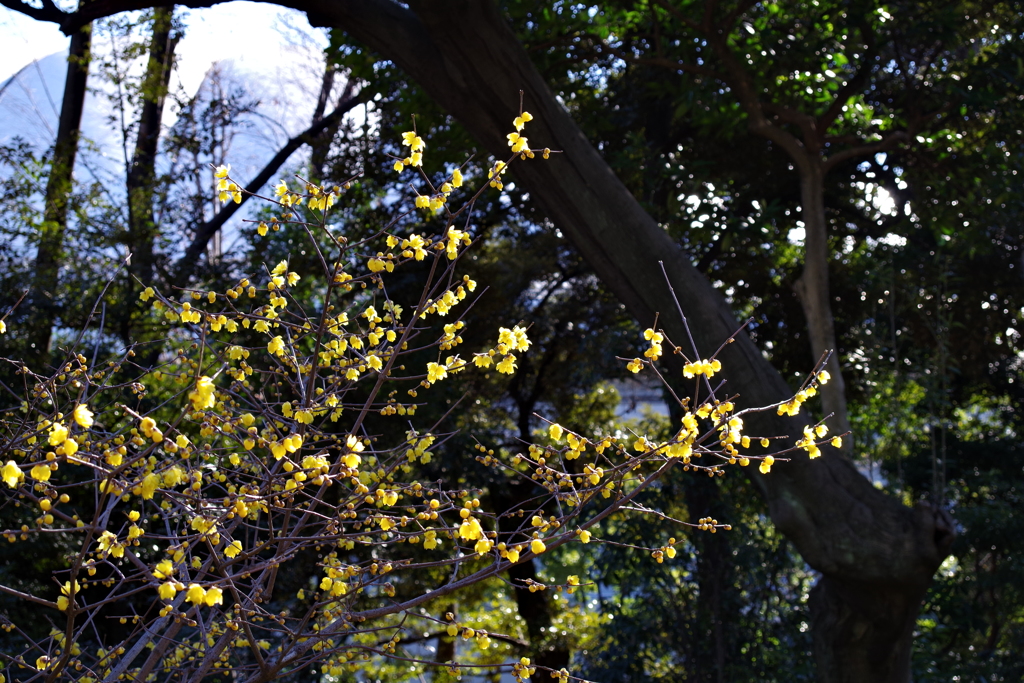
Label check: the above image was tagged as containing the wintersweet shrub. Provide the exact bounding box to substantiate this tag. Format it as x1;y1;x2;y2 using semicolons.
0;109;840;683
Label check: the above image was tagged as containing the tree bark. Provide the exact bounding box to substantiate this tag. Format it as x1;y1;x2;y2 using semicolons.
792;159;852;445
26;22;92;368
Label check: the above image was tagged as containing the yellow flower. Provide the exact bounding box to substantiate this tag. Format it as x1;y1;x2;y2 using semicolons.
578;529;592;544
140;472;160;500
831;436;843;449
55;579;80;611
426;362;447;383
204;586;224;607
683;358;722;378
513;111;533;131
626;358;644;373
401;131;425;152
48;421;68;446
759;455;775;474
458;517;483;541
140;416;158;439
189;376;216;411
530;538;546;555
549;423;563;441
158;582;177;600
97;530;123;557
153;559;174;579
267;336;285;356
452;168;463;187
2;461;21;488
30;464;51;482
163;465;185;487
214;164;230;179
185;583;206;605
495;354;517;374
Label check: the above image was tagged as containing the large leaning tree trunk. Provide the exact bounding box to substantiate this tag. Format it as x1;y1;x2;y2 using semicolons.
26;22;92;369
22;0;954;679
289;4;956;681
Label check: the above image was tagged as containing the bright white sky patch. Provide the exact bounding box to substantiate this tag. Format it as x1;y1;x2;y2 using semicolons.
874;186;896;216
0;7;66;82
1;3;323;87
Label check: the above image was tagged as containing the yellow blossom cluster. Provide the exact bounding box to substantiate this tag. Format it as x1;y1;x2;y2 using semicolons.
778;370;831;416
0;111;844;683
683;357;722;378
643;328;663;360
214;164;241;204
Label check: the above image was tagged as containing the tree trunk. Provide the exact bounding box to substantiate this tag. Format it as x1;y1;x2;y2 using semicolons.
26;23;92;368
792;159;852;446
302;2;953;680
124;6;177;315
309;65;337;180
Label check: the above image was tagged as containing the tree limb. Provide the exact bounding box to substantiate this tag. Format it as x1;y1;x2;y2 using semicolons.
169;89;363;289
822;130;909;173
0;0;65;24
598;43;722;79
817;37;879;134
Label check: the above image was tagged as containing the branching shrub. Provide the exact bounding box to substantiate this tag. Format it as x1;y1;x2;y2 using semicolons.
0;109;840;683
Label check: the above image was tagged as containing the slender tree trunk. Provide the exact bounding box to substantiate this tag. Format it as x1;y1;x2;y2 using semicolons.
26;23;92;368
792;160;852;446
125;7;177;305
299;3;954;680
686;473;731;683
309;65;337;180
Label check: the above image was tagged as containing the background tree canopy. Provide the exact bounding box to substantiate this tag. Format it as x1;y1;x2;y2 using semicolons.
0;0;1021;681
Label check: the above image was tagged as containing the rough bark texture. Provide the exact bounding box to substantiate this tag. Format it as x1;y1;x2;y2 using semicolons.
26;23;91;367
14;0;956;679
